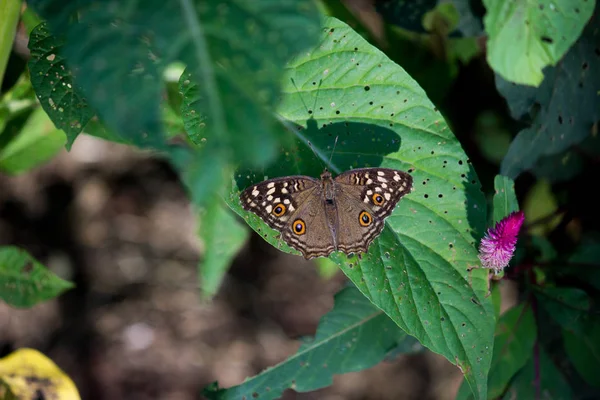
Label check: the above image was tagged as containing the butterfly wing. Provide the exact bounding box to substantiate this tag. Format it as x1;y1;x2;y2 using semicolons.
240;175;319;232
333;168;413;254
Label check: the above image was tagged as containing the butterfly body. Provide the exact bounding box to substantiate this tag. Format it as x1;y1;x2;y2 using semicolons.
240;168;413;259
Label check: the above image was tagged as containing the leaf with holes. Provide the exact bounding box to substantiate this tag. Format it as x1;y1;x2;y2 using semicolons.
483;0;594;86
203;286;411;399
497;7;600;178
27;0;320;164
0;246;74;308
492;175;518;224
27;22;93;150
456;303;537;399
504;346;572;400
220;17;493;399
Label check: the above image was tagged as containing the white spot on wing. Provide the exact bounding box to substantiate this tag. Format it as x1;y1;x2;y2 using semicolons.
281;188;289;194
267;195;273;201
375;187;382;192
267;182;275;188
366;179;373;184
364;196;369;203
266;205;273;213
283;199;291;204
252;189;259;196
289;205;295;212
393;174;401;182
381;183;388;188
267;188;276;195
367;190;373;195
377;171;385;176
377;176;388;183
384;192;391;200
274;197;281;203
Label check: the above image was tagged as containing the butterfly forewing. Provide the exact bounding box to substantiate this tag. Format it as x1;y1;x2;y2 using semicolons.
239;176;319;232
334;168;413;218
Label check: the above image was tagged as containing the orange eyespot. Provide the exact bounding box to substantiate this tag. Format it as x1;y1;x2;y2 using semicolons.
372;193;385;205
272;203;286;216
292;219;306;235
359;211;372;226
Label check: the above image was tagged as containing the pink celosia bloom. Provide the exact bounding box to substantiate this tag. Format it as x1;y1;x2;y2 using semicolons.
478;211;525;273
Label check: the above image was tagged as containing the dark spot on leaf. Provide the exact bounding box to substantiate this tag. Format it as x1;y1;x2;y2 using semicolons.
438;194;443;198
354;47;358;51
22;262;34;274
458;160;463;165
471;298;480;305
441;317;445;321
408;168;414;173
335;110;340;114
424;194;429;198
329;28;334;33
369;101;373;105
364;85;370;91
558;115;563;124
575;7;580;13
252;393;259;398
541;36;553;44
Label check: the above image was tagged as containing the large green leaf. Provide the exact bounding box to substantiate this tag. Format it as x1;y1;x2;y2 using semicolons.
204;286;412;399
221;17;493;399
197;198;249;300
457;303;537;399
0;246;74;308
28;23;94;150
503;346;572;400
492;175;518;224
27;0;320;164
497;8;600;178
483;0;594;86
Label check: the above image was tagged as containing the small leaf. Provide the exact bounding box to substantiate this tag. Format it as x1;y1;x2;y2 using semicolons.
204;286;409;399
456;303;537;399
0;107;66;174
0;348;80;399
492;175;519;224
198;198;249;300
0;246;73;308
534;286;590;335
229;17;494;399
563;319;600;388
27;22;93;149
503;346;572;400
498;8;600;178
483;0;594;86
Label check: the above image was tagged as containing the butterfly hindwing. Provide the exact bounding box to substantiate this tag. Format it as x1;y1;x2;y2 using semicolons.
239;175;319;232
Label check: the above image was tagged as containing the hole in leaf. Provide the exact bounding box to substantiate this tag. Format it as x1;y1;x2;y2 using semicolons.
364;85;370;91
541;36;553;44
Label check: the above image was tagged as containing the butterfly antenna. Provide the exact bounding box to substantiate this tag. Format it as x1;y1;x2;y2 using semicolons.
328;135;339;168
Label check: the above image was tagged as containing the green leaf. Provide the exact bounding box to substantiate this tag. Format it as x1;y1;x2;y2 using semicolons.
197;199;249;300
498;8;600;178
27;0;321;164
27;22;94;150
563;319;600;388
204;286;410;399
0;246;74;308
492;175;519;224
532;149;584;183
503;346;572;400
534;286;590;335
0;107;66;174
456;303;537;400
483;0;594;86
228;17;494;399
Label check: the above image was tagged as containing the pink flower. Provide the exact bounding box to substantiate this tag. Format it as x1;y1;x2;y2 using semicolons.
478;211;525;273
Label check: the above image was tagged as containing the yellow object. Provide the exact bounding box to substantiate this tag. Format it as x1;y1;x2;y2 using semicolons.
0;348;80;400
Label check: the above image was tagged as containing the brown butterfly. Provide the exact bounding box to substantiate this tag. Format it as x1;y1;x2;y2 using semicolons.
240;168;412;259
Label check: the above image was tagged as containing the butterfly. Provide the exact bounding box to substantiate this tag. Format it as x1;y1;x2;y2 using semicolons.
239;168;413;259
